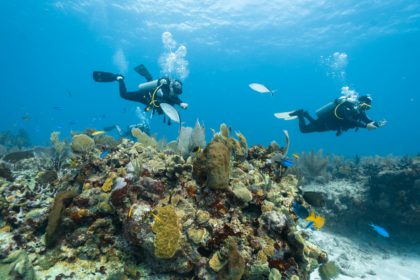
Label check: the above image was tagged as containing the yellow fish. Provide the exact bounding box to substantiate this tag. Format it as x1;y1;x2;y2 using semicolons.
292;153;300;159
305;211;325;230
91;130;106;136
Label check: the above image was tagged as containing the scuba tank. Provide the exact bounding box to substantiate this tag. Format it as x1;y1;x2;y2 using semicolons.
138;80;158;92
315;96;347;118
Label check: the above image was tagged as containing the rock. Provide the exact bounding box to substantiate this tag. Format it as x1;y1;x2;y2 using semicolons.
187;228;208;244
0;163;12;181
196;210;210;225
3;150;34;163
303;191;325;207
319;261;339;280
232;186;253;203
36;170;58;185
262;211;288;232
269;268;282;280
0;250;36;280
209;252;225;272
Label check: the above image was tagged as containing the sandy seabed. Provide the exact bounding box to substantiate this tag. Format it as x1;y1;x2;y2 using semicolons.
308;230;420;280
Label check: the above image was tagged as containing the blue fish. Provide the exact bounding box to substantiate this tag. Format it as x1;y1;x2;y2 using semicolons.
370;223;390;238
281;159;294;168
305;221;314;229
99;150;109;159
293;201;309;219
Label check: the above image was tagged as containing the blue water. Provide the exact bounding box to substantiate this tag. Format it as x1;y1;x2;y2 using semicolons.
1;1;419;156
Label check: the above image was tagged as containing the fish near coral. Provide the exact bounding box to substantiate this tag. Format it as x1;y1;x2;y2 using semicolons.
305;211;325;230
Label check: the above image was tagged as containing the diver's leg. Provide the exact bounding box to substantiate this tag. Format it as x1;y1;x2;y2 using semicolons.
118;79;149;104
298;114;322;133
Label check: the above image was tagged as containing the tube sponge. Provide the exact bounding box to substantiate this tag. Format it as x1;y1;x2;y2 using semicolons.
205;141;230;190
45;190;79;248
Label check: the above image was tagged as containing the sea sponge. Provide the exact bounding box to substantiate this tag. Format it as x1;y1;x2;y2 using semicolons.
217;237;245;280
101;173;117;193
45;190;79;248
152;205;181;259
205;141;230;190
71;134;95;153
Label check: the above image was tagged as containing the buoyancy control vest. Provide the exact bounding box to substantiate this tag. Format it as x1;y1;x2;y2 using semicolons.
315;96;349;119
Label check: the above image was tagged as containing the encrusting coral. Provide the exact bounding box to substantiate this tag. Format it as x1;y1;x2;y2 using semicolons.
151;205;181;259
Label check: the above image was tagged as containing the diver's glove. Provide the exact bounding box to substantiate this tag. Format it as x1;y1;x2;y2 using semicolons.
366;122;378;131
116;75;124;81
180;103;188;109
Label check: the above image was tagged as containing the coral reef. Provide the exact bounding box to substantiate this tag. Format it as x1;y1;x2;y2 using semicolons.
0;124;333;279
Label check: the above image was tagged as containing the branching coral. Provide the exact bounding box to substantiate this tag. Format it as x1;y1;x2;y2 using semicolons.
295;149;329;183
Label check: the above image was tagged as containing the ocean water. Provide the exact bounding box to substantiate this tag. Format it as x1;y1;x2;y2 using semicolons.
1;2;420;279
1;1;419;156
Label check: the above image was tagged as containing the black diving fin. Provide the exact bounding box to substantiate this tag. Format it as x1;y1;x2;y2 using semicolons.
92;71;118;82
134;64;153;82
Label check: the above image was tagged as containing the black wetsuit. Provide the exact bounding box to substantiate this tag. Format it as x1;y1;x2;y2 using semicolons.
298;101;373;136
118;78;183;115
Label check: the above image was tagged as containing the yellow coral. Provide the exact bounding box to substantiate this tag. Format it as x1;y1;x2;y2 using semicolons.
0;225;11;233
152;205;180;259
101;173;117;192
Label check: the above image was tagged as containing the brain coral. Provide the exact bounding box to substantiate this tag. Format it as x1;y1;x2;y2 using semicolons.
152;205;180;259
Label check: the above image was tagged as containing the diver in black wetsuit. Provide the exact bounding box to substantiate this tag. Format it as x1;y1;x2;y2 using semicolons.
290;95;386;136
93;64;188;124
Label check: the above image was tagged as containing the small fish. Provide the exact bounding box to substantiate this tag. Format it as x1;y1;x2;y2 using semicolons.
99;150;109;159
281;159;294;168
91;130;106;136
370;223;390;238
305;211;325;230
128;205;134;218
151;212;161;222
305;221;314;229
249;83;276;96
292;201;309;219
191;146;202;154
67;90;72;97
21;115;31;121
292;153;300;159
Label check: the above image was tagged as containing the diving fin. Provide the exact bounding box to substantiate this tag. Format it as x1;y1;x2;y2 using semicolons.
134;64;153;82
274;111;298;120
92;71;118;83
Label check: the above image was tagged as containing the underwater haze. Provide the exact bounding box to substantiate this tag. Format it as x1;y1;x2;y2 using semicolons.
1;1;420;156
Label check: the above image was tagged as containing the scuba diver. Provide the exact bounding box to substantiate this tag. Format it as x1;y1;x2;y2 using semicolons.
277;95;386;136
92;64;188;125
